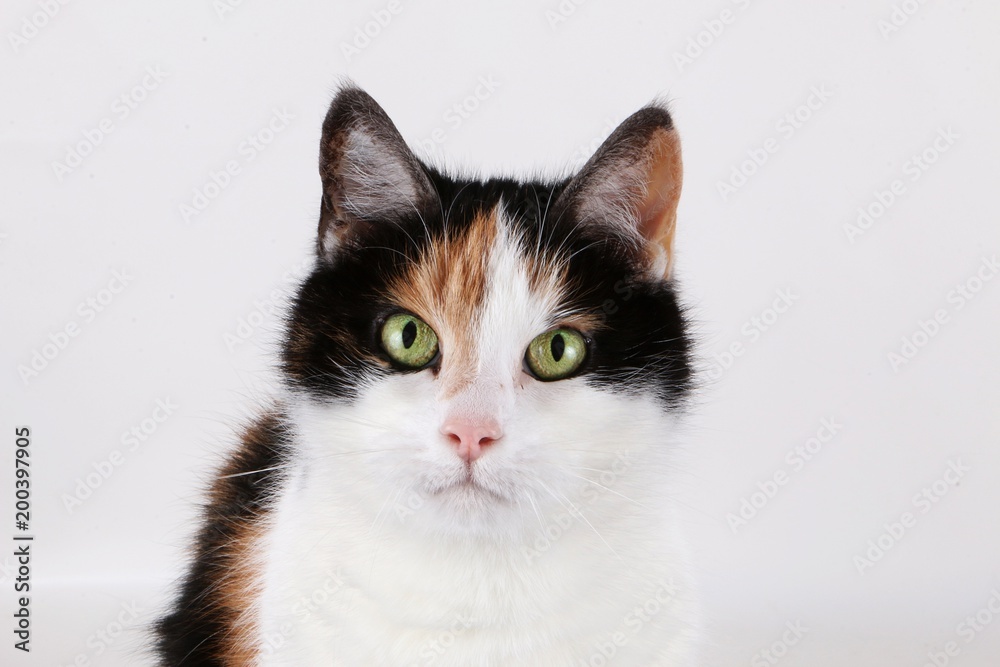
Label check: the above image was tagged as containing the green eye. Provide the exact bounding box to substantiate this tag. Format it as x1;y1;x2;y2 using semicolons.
380;313;439;368
525;328;587;381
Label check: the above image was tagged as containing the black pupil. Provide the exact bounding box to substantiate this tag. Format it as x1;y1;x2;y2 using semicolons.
550;333;565;362
401;320;417;349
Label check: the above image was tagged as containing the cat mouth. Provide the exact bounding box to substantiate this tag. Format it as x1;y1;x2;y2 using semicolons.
429;469;511;504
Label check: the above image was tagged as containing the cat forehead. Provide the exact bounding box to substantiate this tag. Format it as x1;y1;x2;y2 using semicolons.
383;203;601;396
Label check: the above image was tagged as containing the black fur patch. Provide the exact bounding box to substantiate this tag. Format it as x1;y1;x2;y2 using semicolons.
282;169;691;406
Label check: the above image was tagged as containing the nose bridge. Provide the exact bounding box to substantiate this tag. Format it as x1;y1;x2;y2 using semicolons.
440;370;510;464
436;292;520;405
441;362;511;422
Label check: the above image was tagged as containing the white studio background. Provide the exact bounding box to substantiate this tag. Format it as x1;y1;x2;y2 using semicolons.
2;1;999;665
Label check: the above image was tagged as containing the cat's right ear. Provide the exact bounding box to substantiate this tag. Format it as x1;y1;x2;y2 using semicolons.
316;86;437;260
555;103;683;278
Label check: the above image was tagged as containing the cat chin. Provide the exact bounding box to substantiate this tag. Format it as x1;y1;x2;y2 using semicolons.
423;475;511;505
401;478;539;541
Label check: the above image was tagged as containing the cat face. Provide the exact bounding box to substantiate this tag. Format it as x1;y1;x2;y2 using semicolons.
282;88;691;537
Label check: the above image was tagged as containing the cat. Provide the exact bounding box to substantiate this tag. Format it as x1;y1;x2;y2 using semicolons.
154;85;700;666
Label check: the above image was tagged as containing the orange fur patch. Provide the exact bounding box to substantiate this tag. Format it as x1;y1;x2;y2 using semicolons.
206;417;279;665
215;522;265;665
386;207;499;397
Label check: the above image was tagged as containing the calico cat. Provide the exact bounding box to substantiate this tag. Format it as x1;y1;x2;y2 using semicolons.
155;85;700;666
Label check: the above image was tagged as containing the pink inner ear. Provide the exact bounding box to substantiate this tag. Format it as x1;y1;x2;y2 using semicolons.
634;129;684;271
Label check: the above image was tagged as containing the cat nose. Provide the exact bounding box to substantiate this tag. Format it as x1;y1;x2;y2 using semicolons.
440;418;503;463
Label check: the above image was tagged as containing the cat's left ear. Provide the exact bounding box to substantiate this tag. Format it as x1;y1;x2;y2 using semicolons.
556;104;683;277
317;85;438;260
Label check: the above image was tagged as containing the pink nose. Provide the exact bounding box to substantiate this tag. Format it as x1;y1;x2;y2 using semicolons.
441;419;503;463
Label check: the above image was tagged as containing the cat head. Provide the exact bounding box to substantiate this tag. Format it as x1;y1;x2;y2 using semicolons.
282;86;691;538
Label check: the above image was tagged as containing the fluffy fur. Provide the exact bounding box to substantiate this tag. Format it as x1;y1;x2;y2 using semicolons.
156;86;699;666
